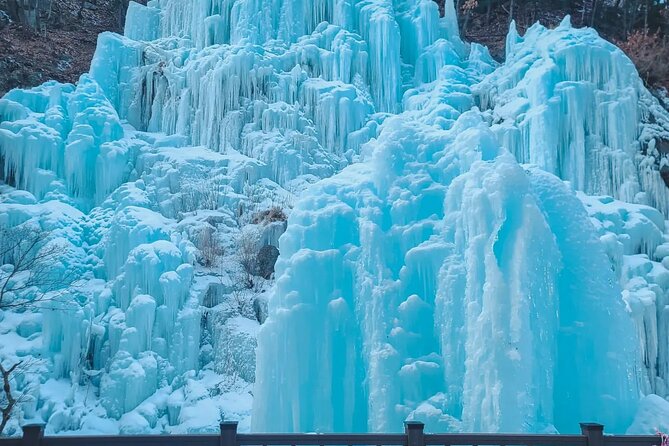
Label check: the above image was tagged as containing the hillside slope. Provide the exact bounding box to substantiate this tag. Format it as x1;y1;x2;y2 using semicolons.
0;0;141;95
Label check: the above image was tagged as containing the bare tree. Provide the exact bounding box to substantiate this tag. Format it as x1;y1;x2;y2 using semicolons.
0;224;74;309
0;224;76;435
0;359;39;435
618;29;669;87
0;362;20;435
224;268;267;322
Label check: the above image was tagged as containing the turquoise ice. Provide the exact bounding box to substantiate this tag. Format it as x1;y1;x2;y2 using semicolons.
0;0;668;436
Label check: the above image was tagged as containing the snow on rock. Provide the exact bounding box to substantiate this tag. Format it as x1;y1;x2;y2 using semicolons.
627;394;669;434
1;0;669;437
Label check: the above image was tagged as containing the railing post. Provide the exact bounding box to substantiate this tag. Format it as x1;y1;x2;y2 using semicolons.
21;424;44;446
405;421;425;446
581;423;605;446
220;421;239;446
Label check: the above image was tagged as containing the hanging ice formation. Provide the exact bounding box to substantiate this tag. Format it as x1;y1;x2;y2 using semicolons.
0;0;668;437
254;9;669;437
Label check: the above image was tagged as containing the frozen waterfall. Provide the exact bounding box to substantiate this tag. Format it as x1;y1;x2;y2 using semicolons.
0;0;668;437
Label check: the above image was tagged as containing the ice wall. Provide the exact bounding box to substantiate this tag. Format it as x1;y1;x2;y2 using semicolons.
475;17;669;216
1;0;669;437
253;41;640;433
87;0;463;189
0;77;138;209
248;2;666;438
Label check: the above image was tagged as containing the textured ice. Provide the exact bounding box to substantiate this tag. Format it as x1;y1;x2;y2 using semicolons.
0;0;669;437
627;394;669;434
581;194;669;399
476;17;669;215
253;115;638;433
254;9;669;438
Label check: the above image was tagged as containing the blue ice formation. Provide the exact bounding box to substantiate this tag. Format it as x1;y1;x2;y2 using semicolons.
0;0;668;437
253;10;669;437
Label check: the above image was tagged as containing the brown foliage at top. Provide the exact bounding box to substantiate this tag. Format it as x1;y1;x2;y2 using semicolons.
462;0;479;12
618;30;669;88
0;0;145;95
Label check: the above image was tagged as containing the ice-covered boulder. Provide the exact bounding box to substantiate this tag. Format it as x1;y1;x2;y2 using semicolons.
627;394;669;434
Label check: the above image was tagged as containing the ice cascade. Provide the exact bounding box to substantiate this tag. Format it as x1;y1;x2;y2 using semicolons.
0;0;668;437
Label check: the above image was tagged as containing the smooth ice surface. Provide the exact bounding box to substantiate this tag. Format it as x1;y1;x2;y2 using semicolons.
1;0;669;437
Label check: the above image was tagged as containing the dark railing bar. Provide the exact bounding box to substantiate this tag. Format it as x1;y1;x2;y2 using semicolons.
238;441;405;445
2;420;663;446
426;434;587;445
42;437;218;446
237;434;407;445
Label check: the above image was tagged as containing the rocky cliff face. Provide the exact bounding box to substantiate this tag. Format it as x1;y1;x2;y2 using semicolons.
0;0;144;95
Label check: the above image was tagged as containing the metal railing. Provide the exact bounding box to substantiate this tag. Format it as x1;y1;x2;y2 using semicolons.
0;421;662;446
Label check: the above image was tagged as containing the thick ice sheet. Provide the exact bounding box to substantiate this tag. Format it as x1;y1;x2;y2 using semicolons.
0;0;668;436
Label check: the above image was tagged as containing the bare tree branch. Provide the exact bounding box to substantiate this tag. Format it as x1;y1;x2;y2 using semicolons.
0;358;41;435
0;225;78;310
0;361;21;435
0;224;81;434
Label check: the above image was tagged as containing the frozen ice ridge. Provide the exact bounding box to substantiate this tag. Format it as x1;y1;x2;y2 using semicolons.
253;12;669;436
0;0;667;437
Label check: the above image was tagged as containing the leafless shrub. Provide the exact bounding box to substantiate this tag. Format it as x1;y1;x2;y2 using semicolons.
619;30;669;87
0;224;77;310
180;176;225;214
235;229;261;289
229;285;255;318
0;359;40;435
215;228;271;322
197;225;224;267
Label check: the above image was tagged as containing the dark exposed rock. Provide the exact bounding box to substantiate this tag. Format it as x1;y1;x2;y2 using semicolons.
256;245;280;280
661;165;669;188
0;0;147;96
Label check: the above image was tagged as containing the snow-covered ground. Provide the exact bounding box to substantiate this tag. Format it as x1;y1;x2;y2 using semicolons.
1;0;669;437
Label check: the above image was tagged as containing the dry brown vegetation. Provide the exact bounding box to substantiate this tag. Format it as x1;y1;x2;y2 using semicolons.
0;0;145;95
441;0;669;89
618;30;669;88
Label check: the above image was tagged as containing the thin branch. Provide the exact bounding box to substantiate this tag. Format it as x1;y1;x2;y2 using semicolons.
0;361;21;435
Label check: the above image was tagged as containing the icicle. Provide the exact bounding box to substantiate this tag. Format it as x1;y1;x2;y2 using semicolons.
505;20;521;60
